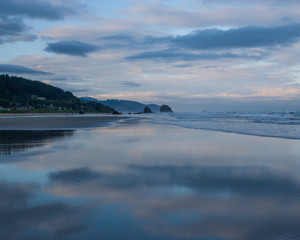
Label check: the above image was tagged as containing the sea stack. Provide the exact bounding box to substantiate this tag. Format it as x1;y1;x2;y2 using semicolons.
160;105;173;112
143;106;152;113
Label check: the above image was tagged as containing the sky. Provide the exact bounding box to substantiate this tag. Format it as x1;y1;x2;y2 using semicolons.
1;0;300;111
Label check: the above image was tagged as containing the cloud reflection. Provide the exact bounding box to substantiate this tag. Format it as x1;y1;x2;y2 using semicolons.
49;167;101;182
0;182;87;240
47;165;300;239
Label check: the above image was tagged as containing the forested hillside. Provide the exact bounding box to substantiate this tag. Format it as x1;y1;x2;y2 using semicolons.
0;74;74;101
0;74;116;113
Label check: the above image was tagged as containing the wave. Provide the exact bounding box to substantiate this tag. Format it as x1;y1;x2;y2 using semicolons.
147;111;300;140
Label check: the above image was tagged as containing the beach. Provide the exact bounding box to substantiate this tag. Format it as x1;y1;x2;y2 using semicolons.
0;114;129;130
0;116;300;239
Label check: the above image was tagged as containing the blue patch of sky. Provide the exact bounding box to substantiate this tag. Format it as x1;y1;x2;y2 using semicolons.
158;0;197;10
82;1;131;19
0;39;46;62
25;15;92;33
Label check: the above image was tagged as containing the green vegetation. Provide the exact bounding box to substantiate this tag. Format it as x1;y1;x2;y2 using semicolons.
0;74;115;114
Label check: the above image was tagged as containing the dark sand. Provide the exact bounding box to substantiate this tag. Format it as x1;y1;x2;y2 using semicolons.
0;114;129;130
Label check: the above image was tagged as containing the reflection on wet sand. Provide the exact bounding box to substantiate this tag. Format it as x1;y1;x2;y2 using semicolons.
0;182;87;240
0;130;73;156
1;122;300;239
47;165;300;240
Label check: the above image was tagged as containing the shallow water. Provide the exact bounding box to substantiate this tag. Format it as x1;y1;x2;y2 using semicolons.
1;120;300;240
147;111;300;139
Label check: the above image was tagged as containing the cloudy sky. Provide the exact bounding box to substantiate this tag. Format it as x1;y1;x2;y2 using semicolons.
1;0;300;111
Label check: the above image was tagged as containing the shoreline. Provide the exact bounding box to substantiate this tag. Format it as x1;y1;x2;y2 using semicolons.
0;113;77;116
2;113;299;141
0;114;130;130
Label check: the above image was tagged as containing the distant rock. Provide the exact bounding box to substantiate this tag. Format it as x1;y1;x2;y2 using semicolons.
80;98;160;113
147;104;160;112
160;104;173;112
112;110;122;115
143;106;152;113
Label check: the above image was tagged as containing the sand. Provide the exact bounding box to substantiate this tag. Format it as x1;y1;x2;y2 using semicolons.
0;114;129;130
1;119;300;239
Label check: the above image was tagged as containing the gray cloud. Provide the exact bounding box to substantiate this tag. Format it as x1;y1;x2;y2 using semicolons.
125;49;260;62
170;24;300;50
0;0;76;20
45;41;100;57
49;75;83;82
121;82;141;87
0;16;38;44
103;24;300;52
0;64;52;75
49;76;69;81
99;34;136;43
68;88;91;93
0;0;80;44
98;34;149;51
102;24;300;62
0;17;26;37
98;33;167;50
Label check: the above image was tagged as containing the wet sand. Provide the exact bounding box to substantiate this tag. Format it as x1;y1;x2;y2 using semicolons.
0;114;129;130
1;121;300;239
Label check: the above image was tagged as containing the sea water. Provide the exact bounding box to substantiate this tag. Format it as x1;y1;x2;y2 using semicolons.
147;111;300;139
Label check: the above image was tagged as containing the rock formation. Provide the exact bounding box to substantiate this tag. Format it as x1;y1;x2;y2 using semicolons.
143;106;152;113
160;105;173;112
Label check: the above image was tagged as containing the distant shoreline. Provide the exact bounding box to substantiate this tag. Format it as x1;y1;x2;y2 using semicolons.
0;112;77;116
0;114;130;130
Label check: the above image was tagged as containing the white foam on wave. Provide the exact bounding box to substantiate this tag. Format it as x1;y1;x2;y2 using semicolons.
148;111;300;140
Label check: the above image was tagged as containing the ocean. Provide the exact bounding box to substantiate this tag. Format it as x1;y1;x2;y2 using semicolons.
147;111;300;139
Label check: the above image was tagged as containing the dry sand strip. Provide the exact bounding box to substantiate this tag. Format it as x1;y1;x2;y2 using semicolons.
0;115;129;130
